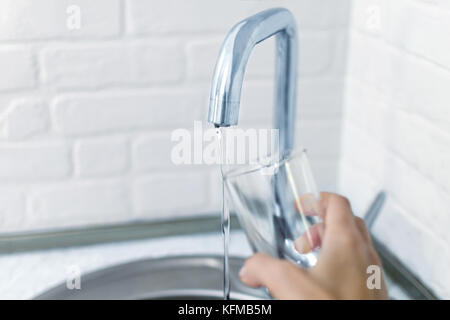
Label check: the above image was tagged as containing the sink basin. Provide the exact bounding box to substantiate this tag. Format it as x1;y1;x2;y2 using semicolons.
34;255;267;300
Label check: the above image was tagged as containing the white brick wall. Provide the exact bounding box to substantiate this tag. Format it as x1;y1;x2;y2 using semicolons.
1;0;447;299
0;49;35;91
339;0;450;298
0;143;71;180
51;89;205;135
0;0;348;234
74;137;129;177
41;42;185;89
0;98;49;140
29;180;131;229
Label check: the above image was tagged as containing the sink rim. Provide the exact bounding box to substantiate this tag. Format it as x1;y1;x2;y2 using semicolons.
34;254;267;300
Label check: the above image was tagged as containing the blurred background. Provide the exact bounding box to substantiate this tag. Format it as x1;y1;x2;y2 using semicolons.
0;0;448;299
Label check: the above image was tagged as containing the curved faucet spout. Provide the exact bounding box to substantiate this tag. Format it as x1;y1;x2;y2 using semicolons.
208;7;298;155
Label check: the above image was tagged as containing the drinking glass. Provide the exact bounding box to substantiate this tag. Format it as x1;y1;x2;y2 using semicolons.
224;149;322;268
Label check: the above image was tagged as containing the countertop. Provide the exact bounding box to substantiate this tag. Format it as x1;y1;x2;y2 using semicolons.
0;230;410;300
0;231;251;299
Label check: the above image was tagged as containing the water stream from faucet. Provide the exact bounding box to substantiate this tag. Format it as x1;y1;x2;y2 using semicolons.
216;127;230;300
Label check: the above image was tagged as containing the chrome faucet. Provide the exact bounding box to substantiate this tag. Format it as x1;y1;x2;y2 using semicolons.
209;8;300;263
208;7;298;156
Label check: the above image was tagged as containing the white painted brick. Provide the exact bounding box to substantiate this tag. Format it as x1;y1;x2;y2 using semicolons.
381;156;450;246
238;79;343;126
126;0;255;35
41;42;184;89
437;0;450;10
346;31;390;92
338;162;379;217
277;0;350;29
52;89;205;135
133;132;177;172
186;39;225;82
296;118;342;157
384;0;450;69
0;0;120;40
296;32;336;76
0;98;49;140
29;181;130;229
345;51;450;190
342;79;376;133
0;49;35;91
132;171;210;219
0;143;70;180
0;189;26;233
397;57;450;134
298;79;344;118
372;198;450;299
350;0;385;37
374;106;450;193
340;124;450;245
75;138;129;177
126;0;349;35
348;31;450;134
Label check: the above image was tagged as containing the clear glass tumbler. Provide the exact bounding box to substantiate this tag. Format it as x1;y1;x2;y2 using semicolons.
224;149;322;268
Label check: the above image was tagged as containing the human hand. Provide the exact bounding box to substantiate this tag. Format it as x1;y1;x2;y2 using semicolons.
239;192;388;300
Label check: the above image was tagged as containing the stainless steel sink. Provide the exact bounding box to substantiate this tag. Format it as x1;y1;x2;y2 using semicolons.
34;255;267;300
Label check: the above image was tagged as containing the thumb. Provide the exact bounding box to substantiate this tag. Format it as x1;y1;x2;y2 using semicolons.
239;253;310;299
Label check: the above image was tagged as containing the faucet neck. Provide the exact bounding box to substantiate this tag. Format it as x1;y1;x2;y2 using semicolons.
208;8;298;156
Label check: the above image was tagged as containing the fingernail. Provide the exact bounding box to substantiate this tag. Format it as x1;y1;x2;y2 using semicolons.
296;238;310;253
299;242;308;253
